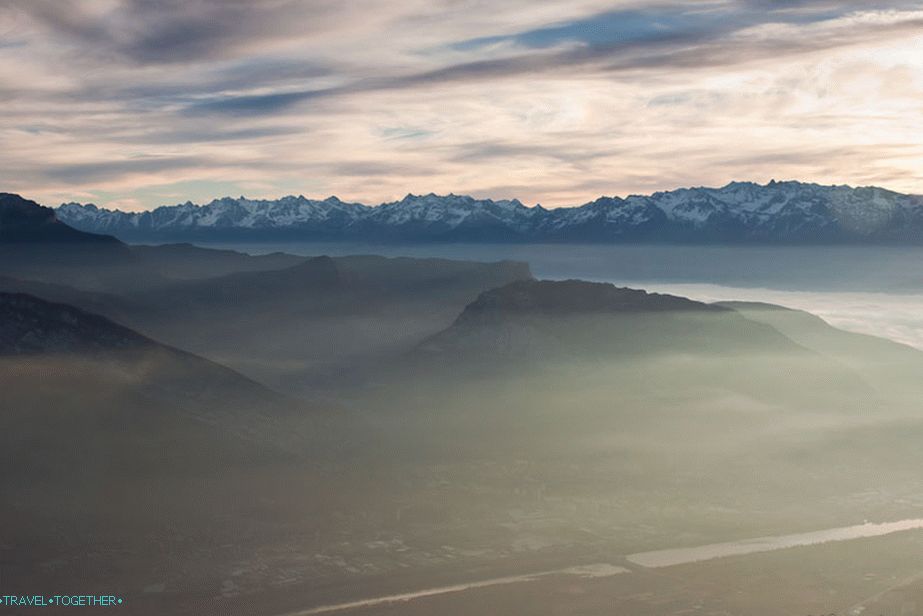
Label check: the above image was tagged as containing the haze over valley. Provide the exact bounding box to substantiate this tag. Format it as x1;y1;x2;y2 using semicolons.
4;1;923;613
3;191;923;615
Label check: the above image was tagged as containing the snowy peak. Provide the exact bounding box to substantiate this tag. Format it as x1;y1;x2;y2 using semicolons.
58;195;370;236
54;181;923;243
365;193;537;232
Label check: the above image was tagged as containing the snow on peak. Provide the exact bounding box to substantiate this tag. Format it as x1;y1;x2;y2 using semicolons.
54;181;923;242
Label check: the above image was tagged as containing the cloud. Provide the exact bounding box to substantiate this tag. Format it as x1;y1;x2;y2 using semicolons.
454;3;749;51
43;156;210;183
2;1;923;209
8;0;352;65
181;7;923;116
636;283;923;351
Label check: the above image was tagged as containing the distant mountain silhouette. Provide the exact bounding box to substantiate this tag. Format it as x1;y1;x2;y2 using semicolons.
455;278;720;320
403;279;880;418
0;245;533;396
130;242;305;279
57;181;923;244
416;279;775;358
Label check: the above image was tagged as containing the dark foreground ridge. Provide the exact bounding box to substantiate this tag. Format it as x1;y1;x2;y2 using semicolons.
0;291;153;355
0;291;284;413
0;193;123;245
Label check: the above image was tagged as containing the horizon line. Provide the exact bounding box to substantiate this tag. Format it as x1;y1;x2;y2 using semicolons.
48;178;918;214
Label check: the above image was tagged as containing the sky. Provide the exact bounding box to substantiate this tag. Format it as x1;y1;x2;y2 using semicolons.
2;0;923;211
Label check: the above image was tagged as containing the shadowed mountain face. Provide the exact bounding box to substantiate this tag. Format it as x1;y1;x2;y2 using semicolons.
370;280;884;463
0;193;131;267
0;292;293;473
456;279;721;319
0;291;151;354
0;194;139;291
416;279;799;363
130;242;305;279
0;195;534;393
0;247;533;394
129;254;531;394
0;292;314;615
0;291;278;403
0;194;304;292
0;193;124;245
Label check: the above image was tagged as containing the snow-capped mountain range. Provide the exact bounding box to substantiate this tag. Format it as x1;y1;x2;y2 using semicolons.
56;181;923;243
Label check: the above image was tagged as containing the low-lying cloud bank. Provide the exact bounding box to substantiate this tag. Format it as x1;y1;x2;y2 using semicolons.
635;283;923;350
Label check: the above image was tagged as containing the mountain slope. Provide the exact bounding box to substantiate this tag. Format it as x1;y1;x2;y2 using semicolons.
354;280;897;479
0;194;312;293
0;192;125;245
0;292;315;611
0;291;284;405
123;254;533;394
130;242;305;279
1;291;153;354
416;279;801;361
0;292;294;466
719;301;923;401
56;181;923;243
0;193;144;292
0;252;532;396
379;279;885;430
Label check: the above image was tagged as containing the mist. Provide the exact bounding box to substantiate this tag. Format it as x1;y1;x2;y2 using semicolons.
613;283;923;351
4;232;923;615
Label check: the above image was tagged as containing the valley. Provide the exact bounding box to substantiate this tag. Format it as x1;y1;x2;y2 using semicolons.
7;2;923;613
2;193;923;615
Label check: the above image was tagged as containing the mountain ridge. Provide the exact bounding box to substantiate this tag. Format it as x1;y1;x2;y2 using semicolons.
413;278;806;363
0;192;126;246
54;180;923;243
0;291;291;426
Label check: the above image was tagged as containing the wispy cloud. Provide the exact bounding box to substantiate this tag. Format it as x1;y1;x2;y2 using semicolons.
1;0;922;210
